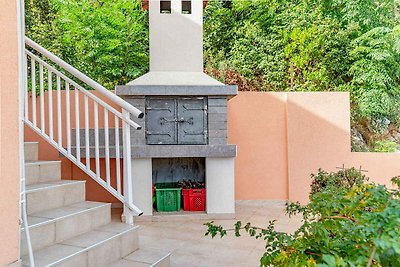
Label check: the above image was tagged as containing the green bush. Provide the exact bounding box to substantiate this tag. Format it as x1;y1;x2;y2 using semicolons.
205;168;400;266
349;26;400;127
372;140;398;152
309;168;367;195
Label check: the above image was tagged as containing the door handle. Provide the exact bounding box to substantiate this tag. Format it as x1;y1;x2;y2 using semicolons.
159;117;176;125
177;117;194;124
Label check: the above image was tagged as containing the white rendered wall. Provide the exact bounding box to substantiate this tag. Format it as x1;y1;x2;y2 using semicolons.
149;0;203;72
131;159;153;216
206;158;235;215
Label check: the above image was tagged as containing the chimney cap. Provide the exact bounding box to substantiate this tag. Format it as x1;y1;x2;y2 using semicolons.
141;0;208;11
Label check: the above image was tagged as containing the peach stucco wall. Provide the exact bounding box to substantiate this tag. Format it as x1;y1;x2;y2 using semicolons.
25;91;400;206
228;92;289;200
232;92;400;203
286;92;400;203
0;0;21;265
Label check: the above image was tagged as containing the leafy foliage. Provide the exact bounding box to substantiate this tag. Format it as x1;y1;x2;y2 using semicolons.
26;0;148;89
309;168;367;195
372;140;398;152
204;0;400;139
205;168;400;266
349;26;400;124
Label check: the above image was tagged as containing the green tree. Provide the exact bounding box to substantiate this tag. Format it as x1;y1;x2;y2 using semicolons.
26;0;148;89
349;26;400;128
203;0;399;147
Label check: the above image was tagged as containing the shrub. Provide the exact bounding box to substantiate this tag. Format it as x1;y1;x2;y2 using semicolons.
309;168;367;195
372;140;398;153
205;168;400;266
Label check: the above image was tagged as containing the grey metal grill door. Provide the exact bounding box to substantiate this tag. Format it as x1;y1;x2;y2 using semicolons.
177;98;207;145
146;98;177;144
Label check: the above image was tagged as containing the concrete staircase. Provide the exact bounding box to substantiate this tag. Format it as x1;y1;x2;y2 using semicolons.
21;142;170;267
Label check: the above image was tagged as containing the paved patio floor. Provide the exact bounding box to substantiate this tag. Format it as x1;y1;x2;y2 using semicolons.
120;200;303;267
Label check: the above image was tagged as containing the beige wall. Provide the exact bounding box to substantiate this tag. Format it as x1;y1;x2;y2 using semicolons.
25;91;400;207
0;0;21;265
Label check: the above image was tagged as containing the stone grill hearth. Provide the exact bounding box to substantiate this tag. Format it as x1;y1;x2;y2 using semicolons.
116;85;237;158
115;83;237;218
113;0;238;218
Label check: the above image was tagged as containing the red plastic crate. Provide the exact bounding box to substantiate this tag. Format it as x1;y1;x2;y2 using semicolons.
182;188;206;211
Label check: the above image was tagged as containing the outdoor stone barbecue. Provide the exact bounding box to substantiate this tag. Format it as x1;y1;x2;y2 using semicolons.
116;85;237;157
115;0;237;217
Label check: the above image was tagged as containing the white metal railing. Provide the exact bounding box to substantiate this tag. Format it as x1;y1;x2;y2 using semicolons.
24;37;144;223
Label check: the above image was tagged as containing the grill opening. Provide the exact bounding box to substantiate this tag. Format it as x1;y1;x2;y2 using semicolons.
152;157;206;213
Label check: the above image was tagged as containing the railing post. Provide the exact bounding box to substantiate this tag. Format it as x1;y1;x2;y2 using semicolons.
122;109;134;225
19;0;35;265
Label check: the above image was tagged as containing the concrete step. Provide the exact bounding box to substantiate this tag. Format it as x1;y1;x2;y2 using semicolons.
25;161;61;185
21;201;111;255
110;249;171;267
21;223;139;267
26;180;86;215
24;142;39;161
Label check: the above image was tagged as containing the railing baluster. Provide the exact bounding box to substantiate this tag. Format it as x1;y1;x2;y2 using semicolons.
122;109;134;223
39;64;45;134
24;53;29;121
115;117;121;194
48;70;53;140
57;76;62;147
74;89;81;161
84;95;90;171
94;102;100;178
31;57;36;126
66;82;71;154
26;37;144;119
24;39;144;219
104;109;110;186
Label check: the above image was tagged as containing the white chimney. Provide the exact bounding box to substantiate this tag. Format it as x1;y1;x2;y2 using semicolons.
149;0;204;72
127;0;223;86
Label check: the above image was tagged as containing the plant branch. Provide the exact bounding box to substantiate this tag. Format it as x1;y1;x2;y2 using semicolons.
305;251;322;257
225;226;266;232
321;215;357;223
367;246;376;267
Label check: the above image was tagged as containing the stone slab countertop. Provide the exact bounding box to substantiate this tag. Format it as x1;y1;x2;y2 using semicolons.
116;85;238;97
68;145;237;159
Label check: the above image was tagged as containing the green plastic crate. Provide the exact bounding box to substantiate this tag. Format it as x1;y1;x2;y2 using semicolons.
155;183;182;212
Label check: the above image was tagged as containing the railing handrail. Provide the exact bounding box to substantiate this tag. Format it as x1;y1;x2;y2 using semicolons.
25;36;144;119
25;50;142;130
